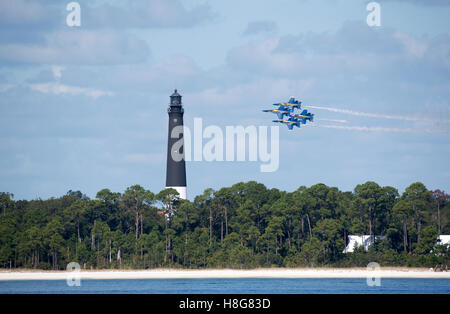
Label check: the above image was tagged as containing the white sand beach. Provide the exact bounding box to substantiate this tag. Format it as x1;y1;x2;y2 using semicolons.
0;268;449;281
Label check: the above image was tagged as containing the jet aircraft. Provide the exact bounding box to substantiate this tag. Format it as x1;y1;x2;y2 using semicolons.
262;97;315;130
262;104;294;119
290;109;314;124
262;97;302;119
272;116;302;131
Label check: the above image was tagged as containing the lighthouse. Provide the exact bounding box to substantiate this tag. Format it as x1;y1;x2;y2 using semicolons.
165;89;187;199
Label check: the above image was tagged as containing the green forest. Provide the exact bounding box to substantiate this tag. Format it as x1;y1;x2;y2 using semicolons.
0;181;449;270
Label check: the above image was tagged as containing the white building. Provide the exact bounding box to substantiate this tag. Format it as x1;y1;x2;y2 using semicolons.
343;235;385;253
437;235;450;246
344;235;450;254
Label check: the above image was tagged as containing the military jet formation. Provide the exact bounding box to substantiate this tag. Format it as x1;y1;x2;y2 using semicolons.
263;97;314;130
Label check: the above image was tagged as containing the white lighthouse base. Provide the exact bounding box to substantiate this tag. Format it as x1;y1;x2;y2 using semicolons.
166;186;187;200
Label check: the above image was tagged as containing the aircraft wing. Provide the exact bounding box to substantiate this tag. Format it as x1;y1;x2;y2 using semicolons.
263;109;291;119
273;118;301;130
272;119;298;124
291;111;314;122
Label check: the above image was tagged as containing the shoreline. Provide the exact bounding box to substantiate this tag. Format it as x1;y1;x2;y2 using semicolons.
0;268;449;280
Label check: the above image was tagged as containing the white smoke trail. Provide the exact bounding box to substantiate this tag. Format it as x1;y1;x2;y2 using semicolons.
306;105;426;122
317;118;348;124
316;124;443;134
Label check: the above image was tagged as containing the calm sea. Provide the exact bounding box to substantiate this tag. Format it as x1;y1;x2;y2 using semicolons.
0;278;449;294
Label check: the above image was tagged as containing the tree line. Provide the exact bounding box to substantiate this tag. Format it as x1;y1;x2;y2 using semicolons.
0;181;449;270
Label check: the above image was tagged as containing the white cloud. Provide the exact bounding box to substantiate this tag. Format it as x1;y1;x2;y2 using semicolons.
51;66;65;80
0;30;149;65
227;37;303;76
95;55;203;92
0;0;214;30
226;21;450;81
393;31;428;58
85;0;215;29
0;0;54;27
0;84;14;93
29;82;114;99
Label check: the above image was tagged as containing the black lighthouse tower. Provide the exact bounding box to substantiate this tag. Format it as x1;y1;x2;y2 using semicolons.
165;89;187;199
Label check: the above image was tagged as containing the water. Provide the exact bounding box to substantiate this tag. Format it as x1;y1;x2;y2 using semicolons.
0;278;449;294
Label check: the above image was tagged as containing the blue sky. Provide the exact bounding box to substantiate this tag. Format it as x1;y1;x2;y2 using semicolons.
1;0;450;200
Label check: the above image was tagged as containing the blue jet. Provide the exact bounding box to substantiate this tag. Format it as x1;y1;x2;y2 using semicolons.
290;109;314;124
272;116;302;131
262;96;302;119
280;97;302;110
263;97;315;130
262;104;293;119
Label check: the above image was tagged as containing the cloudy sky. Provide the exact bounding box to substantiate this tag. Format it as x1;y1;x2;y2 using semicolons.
1;0;449;200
